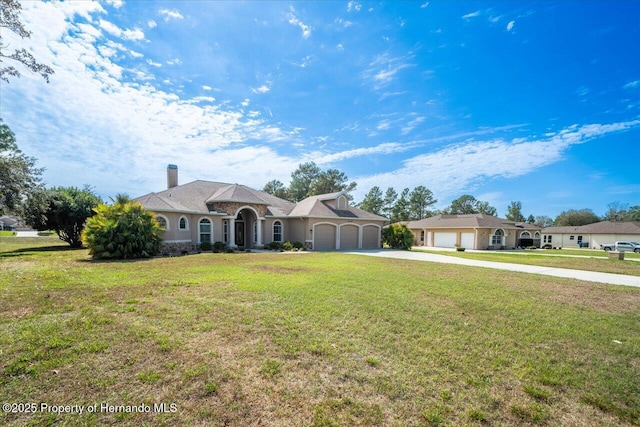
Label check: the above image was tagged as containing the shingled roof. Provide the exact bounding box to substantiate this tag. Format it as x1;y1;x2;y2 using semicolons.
405;214;541;230
543;221;640;235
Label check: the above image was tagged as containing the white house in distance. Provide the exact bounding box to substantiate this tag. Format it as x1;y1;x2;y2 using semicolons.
541;221;640;249
404;214;543;250
133;165;386;253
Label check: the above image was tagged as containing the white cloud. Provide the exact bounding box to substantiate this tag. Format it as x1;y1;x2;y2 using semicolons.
420;2;429;8
122;27;145;41
347;1;362;12
354;121;640;201
252;85;271;94
159;9;184;21
166;58;182;65
624;80;639;89
147;20;157;28
363;52;415;91
202;85;212;91
146;59;162;67
337;43;344;51
287;8;312;38
104;0;124;9
2;0;300;198
506;20;515;31
462;11;481;19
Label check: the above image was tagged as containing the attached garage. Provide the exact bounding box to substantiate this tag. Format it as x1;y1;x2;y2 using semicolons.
361;225;380;249
460;232;475;249
339;225;359;249
434;232;457;248
313;224;337;250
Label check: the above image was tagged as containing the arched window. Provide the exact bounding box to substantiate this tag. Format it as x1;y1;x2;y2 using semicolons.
520;231;531;238
491;229;504;246
155;215;168;230
337;195;347;210
534;231;541;239
199;218;212;244
223;220;229;243
273;221;283;242
179;216;188;230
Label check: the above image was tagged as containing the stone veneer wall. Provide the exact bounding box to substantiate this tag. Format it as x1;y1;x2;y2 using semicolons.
212;202;267;217
160;241;198;255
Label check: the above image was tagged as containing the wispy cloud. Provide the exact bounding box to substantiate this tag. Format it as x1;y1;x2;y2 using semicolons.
462;11;481;19
252;84;271;94
506;20;515;31
287;7;312;38
98;19;145;41
159;9;183;21
363;52;415;91
347;1;362;12
355;121;640;200
624;80;639;90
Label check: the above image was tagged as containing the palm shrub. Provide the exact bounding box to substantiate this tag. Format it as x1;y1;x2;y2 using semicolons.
382;223;414;250
82;195;162;259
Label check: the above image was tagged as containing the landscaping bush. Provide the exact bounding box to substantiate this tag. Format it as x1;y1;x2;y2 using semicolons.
542;244;552;249
82;196;162;259
456;246;466;252
382;224;414;250
213;241;226;251
282;241;293;251
292;241;304;249
225;248;235;253
268;241;282;250
200;241;212;251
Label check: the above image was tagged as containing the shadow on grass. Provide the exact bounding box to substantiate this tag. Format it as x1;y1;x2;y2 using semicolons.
76;256;157;264
0;245;82;258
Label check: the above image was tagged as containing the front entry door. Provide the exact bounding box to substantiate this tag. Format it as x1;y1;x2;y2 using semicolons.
235;222;245;247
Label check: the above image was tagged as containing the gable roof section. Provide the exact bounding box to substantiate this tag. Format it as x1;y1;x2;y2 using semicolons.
405;214;541;230
543;221;640;235
288;192;386;221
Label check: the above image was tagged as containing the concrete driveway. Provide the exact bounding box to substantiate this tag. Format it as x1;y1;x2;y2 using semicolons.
342;249;640;288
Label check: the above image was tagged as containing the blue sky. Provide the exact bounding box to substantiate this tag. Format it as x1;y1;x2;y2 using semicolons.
2;0;639;218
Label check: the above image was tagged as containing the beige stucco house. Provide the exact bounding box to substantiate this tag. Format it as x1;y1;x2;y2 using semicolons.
133;165;385;252
541;221;640;249
404;214;542;250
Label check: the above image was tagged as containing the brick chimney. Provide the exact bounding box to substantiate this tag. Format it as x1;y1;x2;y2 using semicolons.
167;164;178;189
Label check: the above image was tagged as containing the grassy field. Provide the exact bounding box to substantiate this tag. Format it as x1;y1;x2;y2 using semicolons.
411;249;640;276
1;237;639;426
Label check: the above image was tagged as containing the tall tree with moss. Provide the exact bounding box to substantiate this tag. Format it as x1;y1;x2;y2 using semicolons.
505;201;526;222
358;186;384;215
1;0;54;83
0;119;43;214
408;186;437;220
82;195;162;259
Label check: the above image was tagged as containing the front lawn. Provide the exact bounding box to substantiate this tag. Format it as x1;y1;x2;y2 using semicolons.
415;249;640;276
1;239;639;425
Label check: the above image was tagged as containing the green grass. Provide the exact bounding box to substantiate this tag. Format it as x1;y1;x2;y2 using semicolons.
1;238;640;425
413;248;640;276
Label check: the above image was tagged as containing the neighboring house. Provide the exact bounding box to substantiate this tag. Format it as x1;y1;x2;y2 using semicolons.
0;216;18;231
404;214;542;250
133;165;386;252
541;221;640;249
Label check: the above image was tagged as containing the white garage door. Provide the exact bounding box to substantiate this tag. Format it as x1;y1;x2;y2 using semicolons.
434;232;456;248
314;224;337;250
460;232;474;249
362;225;379;249
340;225;359;249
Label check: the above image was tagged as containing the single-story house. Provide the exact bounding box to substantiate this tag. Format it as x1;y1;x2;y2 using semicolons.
133;165;386;252
541;221;640;249
0;216;18;231
404;214;543;250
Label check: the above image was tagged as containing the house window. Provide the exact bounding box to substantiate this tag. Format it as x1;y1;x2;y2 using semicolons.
337;195;347;210
520;231;531;238
253;221;257;243
223;220;228;243
420;230;425;241
543;235;552;244
199;219;212;244
577;236;583;242
569;235;575;240
155;216;167;230
491;229;504;246
273;221;283;242
534;232;541;239
179;216;188;230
